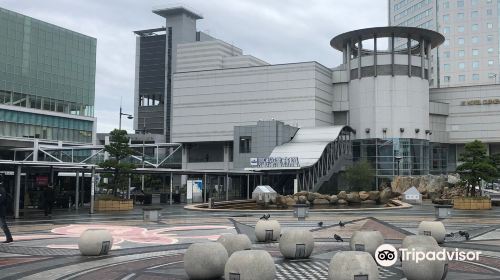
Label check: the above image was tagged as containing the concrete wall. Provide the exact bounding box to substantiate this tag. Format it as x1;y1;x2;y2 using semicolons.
430;84;500;143
171;62;334;143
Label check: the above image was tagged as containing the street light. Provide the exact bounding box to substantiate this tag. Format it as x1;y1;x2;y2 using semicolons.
489;73;497;84
394;155;403;176
119;105;133;130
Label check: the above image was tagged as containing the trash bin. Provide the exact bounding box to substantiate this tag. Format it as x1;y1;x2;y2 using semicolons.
143;207;162;222
434;205;452;219
144;193;153;205
293;204;309;221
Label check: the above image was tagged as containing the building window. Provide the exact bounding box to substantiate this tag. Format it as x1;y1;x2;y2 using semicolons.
444;51;451;58
459;62;465;70
487;9;493;16
488;23;493;29
473;74;480;81
471;0;478;5
487;0;492;3
472;24;479;31
471;11;479;19
444;76;451;83
488;47;494;54
457;0;464;7
472;36;479;44
457;26;464;32
489;60;494;66
239;136;251;153
487;35;494;42
443;1;450;8
457;12;464;19
443;14;450;22
443;27;450;33
458;38;465;45
444;64;451;71
458;50;465;57
472;49;479;56
459;75;466;82
472;61;480;69
444;39;450;47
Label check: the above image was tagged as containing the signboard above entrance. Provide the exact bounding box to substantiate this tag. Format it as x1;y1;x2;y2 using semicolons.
250;157;300;168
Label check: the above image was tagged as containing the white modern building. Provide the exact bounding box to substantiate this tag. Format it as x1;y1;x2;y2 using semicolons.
388;0;500;88
133;6;500;197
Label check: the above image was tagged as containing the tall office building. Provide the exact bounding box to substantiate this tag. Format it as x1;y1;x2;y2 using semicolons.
389;0;499;87
133;7;214;141
0;7;97;158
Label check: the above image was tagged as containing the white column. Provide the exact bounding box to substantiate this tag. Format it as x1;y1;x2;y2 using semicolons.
90;167;95;214
14;165;21;219
75;171;80;210
170;172;173;205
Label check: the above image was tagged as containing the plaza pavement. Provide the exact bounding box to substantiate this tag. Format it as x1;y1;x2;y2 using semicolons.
0;202;500;279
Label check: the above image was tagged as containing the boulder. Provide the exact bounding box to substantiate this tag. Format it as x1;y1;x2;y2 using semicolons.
379;187;393;204
417;221;446;244
337;199;348;205
346;192;361;204
224;250;276;280
402;244;448;280
306;192;316;202
313;198;330;205
275;196;287;207
255;220;281;242
297;195;307;204
358;191;370;201
447;174;460;185
328;251;379;280
285;197;296;206
338;191;347;200
78;229;113;256
368;191;380;201
329;195;339;204
349;230;385;256
294;191;308;197
279;230;314;259
217;234;252;256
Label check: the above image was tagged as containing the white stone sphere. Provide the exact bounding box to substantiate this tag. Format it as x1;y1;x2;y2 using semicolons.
255;220;281;242
402;244;447;280
279;229;314;259
184;242;228;280
328;251;379;280
224;250;276;280
217;234;252;256
78;229;113;256
349;230;385;256
401;235;439;249
417;221;446;244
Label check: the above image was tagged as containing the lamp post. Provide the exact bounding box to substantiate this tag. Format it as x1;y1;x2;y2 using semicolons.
119;106;133;130
394;155;403;177
489;73;498;84
137;118;148;191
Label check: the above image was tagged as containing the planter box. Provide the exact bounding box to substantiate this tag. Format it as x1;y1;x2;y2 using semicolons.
95;199;134;211
453;197;491;210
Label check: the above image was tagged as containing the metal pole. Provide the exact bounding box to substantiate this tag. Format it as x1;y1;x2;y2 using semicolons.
90;167;95;214
119;106;122;130
247;174;250;199
226;173;229;201
127;175;131;199
14;165;21;219
75;171;80;210
204;173;207;203
170;172;173;205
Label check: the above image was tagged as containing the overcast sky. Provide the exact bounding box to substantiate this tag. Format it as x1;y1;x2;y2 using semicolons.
1;0;387;133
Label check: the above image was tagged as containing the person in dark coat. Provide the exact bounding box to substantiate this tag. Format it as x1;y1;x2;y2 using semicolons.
43;185;55;216
0;177;13;243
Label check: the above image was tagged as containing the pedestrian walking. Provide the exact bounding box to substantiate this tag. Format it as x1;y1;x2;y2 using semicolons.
43;185;55;216
0;175;13;243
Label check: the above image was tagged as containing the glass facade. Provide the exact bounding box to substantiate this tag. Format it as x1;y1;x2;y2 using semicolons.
0;7;96;143
353;138;430;187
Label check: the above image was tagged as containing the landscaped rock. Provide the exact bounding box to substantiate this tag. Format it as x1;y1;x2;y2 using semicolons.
358;191;370;201
379;187;393;204
368;191;380;201
360;200;376;205
275;196;287;207
337;199;348;205
297;195;307;204
329;195;339;204
285;197;296;206
338;191;347;200
346;192;361;204
313;198;330;205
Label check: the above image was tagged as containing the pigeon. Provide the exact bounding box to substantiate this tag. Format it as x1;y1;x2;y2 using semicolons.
265;214;271;220
334;234;343;242
259;214;266;220
464;232;470;240
339;221;345;228
318;221;323;227
445;233;454;238
458;230;467;236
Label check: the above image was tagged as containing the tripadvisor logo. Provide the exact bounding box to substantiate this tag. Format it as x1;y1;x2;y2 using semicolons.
374;244;482;267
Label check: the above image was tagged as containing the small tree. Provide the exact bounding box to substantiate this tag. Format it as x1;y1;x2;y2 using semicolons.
456;140;497;196
344;160;375;191
99;129;136;196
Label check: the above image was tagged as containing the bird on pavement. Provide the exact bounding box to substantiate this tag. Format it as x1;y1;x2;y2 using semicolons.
339;221;345;228
265;214;271;220
318;221;323;227
445;233;454;238
464;232;470;240
259;214;266;220
459;230;467;236
334;234;343;242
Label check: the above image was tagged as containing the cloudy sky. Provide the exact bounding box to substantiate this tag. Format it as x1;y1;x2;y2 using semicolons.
1;0;387;133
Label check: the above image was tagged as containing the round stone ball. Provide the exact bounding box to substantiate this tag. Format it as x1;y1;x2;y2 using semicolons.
328;251;379;280
402;244;447;280
402;235;439;249
417;221;446;244
255;220;281;242
217;234;252;256
224;250;276;280
349;230;384;256
184;242;228;280
78;229;113;256
279;229;314;259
